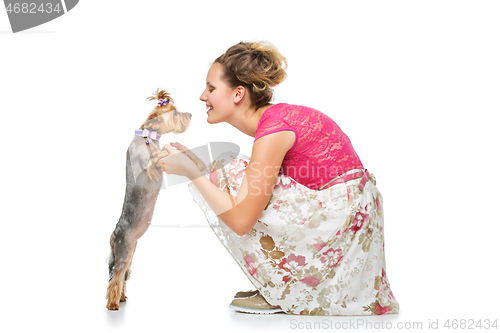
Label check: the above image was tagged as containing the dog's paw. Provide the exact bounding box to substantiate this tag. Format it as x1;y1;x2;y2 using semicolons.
147;150;170;180
106;301;120;311
153;150;170;163
147;163;160;181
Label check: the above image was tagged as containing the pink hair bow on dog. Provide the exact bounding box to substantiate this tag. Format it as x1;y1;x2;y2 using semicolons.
157;98;169;107
135;129;161;140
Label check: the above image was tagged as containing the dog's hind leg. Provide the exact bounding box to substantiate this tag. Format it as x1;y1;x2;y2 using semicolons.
120;241;137;302
120;271;129;302
107;270;127;310
106;234;135;310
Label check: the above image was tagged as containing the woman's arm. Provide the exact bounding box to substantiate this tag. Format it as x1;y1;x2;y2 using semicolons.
189;130;295;236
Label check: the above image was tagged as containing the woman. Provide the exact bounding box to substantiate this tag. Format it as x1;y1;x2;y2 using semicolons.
159;41;399;316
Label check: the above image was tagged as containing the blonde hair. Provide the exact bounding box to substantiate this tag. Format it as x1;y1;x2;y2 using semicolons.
214;41;288;109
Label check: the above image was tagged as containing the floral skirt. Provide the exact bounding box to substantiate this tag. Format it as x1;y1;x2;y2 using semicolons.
188;152;399;316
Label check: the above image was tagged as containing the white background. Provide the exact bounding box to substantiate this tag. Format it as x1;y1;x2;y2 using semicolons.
1;1;499;332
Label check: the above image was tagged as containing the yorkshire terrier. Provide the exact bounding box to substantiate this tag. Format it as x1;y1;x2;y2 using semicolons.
106;89;192;310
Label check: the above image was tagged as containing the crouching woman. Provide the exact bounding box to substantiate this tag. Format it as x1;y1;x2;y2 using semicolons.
159;41;399;316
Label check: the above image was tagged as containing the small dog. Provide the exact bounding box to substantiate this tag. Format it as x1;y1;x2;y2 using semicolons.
106;89;192;310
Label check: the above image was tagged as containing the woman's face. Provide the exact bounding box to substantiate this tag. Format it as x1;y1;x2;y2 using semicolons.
199;63;236;124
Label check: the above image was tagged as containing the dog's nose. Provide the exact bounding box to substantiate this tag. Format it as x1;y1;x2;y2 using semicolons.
188;113;192;118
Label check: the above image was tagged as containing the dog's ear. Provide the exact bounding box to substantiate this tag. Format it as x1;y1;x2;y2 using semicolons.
142;116;161;132
127;137;151;182
143;113;170;135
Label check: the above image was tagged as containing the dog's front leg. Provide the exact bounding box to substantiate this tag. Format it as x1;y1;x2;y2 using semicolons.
146;150;170;181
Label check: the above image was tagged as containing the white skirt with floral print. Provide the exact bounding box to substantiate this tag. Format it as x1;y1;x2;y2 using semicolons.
188;152;399;316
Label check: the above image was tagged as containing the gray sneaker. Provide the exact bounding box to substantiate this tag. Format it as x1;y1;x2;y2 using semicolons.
229;292;284;314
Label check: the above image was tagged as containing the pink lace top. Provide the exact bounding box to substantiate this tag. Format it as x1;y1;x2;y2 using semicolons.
254;103;364;190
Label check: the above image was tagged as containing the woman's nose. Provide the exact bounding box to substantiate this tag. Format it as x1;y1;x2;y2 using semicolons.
199;92;207;102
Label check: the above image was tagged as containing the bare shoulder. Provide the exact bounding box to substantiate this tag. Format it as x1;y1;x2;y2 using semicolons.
244;130;295;196
253;130;295;156
228;130;295;235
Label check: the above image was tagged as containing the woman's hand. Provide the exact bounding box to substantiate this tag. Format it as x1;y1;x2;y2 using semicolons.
156;142;204;180
169;142;207;173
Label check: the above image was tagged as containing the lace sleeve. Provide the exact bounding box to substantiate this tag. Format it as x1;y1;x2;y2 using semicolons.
254;108;297;147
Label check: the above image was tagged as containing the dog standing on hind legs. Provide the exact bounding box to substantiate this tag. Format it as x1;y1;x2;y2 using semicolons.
106;89;192;310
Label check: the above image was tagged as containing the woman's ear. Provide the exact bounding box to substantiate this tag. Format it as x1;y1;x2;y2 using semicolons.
234;85;246;104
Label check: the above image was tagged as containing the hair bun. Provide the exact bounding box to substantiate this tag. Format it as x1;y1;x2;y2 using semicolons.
215;41;288;109
248;41;288;86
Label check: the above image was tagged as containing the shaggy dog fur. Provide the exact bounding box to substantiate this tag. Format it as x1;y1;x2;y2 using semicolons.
106;89;191;310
